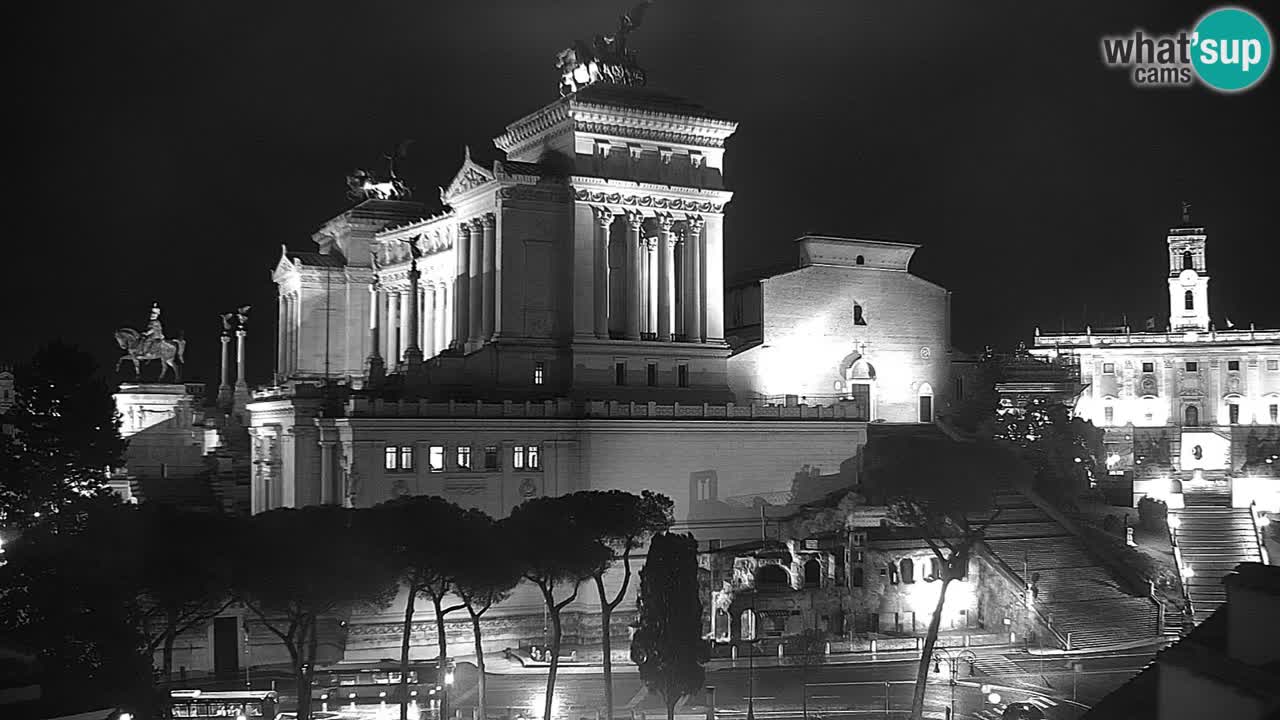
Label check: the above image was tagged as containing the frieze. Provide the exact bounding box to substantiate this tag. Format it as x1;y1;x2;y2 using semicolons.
574;120;726;148
444;482;485;495
572;189;723;213
498;186;573;204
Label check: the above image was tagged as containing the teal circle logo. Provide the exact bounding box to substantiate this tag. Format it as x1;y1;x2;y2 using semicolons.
1192;7;1273;92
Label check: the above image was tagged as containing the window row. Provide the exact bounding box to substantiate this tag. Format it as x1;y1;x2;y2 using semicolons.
850;557;968;587
384;443;541;472
1103;359;1277;375
615;361;690;387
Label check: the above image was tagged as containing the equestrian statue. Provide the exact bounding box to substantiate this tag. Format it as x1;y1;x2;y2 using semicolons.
115;302;187;382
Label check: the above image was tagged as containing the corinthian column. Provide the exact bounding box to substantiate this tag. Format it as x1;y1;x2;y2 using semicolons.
404;260;423;368
625;212;643;341
367;283;384;385
481;213;496;342
657;214;676;342
387;290;400;364
646;237;658;337
454;223;471;350
275;297;286;381
593;207;613;339
436;285;448;354
424;284;437;358
684;216;705;343
468;218;484;347
235;328;247;388
219;333;232;409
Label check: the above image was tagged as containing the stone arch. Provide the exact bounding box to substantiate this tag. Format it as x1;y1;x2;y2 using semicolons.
1185;290;1194;310
917;382;934;423
1185;404;1199;427
856;255;865;265
1183;250;1194;270
803;558;821;587
739;609;757;641
1224;393;1244;424
756;564;790;591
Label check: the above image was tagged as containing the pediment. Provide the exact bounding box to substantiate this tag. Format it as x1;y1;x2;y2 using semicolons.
440;147;495;203
272;245;299;282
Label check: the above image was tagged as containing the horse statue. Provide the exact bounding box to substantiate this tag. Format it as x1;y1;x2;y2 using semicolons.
114;327;186;382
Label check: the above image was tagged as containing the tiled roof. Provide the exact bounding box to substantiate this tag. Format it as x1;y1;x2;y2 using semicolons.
496;160;567;178
290;252;346;268
570;83;727;120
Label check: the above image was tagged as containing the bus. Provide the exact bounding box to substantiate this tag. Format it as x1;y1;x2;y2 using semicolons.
313;660;448;719
169;689;279;719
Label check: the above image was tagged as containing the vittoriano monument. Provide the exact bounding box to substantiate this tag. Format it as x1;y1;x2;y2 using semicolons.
115;302;187;382
556;0;653;95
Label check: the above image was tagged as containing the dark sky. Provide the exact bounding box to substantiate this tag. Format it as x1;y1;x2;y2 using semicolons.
10;1;1279;389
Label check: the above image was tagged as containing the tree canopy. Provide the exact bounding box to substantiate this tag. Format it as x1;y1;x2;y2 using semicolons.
631;532;708;720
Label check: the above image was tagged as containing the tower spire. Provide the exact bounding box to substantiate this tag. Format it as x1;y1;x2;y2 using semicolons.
1181;200;1192;225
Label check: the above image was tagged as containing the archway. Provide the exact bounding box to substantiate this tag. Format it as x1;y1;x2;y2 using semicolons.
900;558;916;584
1184;405;1199;427
803;558;821;587
917;382;934;423
739;609;757;641
842;356;877;421
756;564;790;591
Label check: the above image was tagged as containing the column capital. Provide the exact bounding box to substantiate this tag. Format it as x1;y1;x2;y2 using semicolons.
626;210;645;231
481;212;496;229
657;213;677;232
458;220;473;236
685;214;705;233
644;236;658;250
235;329;247;339
592;206;616;228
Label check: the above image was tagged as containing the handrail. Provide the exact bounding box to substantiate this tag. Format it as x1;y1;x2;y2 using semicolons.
1168;517;1194;623
1249;501;1269;565
975;541;1069;650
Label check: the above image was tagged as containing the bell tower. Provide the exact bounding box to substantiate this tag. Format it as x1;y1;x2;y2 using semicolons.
1167;202;1210;332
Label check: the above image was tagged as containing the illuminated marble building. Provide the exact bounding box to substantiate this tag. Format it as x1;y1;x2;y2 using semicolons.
1031;211;1280;510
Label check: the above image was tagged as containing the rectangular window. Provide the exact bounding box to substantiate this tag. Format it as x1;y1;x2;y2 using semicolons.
1229;404;1240;425
615;362;627;386
954;377;964;399
1103;363;1115;374
484;446;499;470
1104;407;1115;425
1142;362;1154;373
918;395;933;423
1228;360;1240;371
1186;362;1198;372
527;444;540;469
386;445;413;472
429;446;445;472
677;364;689;388
514;445;525;470
385;446;397;471
533;361;545;385
647;362;658;386
398;446;414;471
1269;360;1279;371
456;446;472;470
1271;404;1278;423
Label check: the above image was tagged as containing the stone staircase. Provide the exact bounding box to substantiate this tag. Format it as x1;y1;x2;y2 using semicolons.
977;491;1160;650
1175;488;1263;624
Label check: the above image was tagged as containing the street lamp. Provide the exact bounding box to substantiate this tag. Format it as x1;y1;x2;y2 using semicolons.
932;648;977;720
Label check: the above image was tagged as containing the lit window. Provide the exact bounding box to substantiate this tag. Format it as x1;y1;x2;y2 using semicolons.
457;446;472;470
484;446;499;470
677;364;689;388
429;446;445;472
527;444;540;469
1103;363;1115;374
647;363;658;386
399;446;414;471
1184;290;1194;310
514;445;525;469
1142;362;1154;373
615;362;627;385
533;361;545;385
1228;403;1240;425
386;445;413;472
1271;404;1278;423
1228;360;1240;372
1104;407;1114;425
1186;362;1198;372
385;446;397;470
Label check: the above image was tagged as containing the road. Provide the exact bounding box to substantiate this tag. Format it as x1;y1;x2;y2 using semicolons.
440;646;1158;719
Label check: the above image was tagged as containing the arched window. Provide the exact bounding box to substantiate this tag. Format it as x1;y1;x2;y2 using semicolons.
756;564;789;591
855;255;865;266
1185;290;1194;310
852;567;865;587
917;382;934;423
804;559;821;588
1183;251;1194;270
1185;405;1199;427
740;610;757;641
929;557;942;582
853;304;867;326
900;558;916;584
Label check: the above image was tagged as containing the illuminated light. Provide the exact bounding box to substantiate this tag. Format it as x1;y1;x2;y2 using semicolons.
321;694;328;701
1107;453;1122;468
1183;566;1195;578
1258;514;1270;527
410;690;418;697
120;714;133;720
380;692;387;698
349;693;357;699
1073;457;1082;463
237;714;247;720
445;669;455;686
987;692;1002;705
980;685;992;694
1168;514;1181;530
531;692;562;719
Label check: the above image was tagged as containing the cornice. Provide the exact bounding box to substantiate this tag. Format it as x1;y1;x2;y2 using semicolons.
570;179;730;215
494;100;573;154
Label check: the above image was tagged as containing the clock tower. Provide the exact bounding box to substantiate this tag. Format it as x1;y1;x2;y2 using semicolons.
1167;203;1210;332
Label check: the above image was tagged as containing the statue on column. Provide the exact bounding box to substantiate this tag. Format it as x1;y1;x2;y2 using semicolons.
236;305;251;329
114;302;187;382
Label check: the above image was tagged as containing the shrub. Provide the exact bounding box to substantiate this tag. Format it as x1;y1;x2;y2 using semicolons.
1138;497;1168;531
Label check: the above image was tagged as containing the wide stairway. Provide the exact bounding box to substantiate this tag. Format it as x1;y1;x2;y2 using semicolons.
977;491;1161;650
1176;487;1263;624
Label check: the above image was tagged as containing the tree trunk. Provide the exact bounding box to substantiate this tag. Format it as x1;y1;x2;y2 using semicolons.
401;586;417;720
299;618;319;720
595;576;615;720
910;577;953;720
470;610;487;720
162;610;178;682
543;591;563;720
433;597;450;720
665;694;676;720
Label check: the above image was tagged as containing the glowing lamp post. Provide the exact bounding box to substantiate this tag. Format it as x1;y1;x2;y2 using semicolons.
932;648;977;719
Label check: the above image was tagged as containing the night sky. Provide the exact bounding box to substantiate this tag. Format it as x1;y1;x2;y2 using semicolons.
10;1;1279;390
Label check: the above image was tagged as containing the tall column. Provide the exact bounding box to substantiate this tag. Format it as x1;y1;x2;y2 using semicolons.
454;224;471;350
625;212;643;341
319;440;335;505
481;214;496;341
593;207;613;339
398;289;412;364
703;214;726;342
424;285;437;358
436;285;448;355
387;291;400;365
404;260;422;368
219;333;232;408
367;284;384;384
235;329;247;388
468;218;484;347
658;215;676;342
276;295;286;381
646;238;659;337
684;217;704;342
286;294;297;373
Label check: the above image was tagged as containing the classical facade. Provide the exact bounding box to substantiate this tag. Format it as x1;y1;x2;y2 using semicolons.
726;236;952;422
1030;213;1280;509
